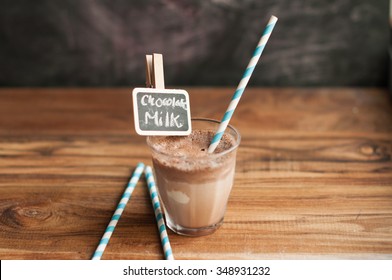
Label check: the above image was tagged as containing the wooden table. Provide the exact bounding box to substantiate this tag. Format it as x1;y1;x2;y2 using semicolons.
0;88;391;260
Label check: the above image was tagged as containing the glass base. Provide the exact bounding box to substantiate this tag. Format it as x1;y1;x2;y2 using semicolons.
166;218;224;237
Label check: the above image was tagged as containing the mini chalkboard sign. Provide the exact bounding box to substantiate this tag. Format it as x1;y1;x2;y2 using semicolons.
132;54;192;136
132;88;191;135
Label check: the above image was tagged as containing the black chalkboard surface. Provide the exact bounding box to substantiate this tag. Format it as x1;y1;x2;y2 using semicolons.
132;88;191;136
0;1;388;87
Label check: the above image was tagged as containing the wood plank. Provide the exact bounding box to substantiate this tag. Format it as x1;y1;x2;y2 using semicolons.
0;88;391;259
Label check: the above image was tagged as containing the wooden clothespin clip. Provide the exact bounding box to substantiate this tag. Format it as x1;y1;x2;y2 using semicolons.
133;53;191;136
146;53;165;89
145;55;153;88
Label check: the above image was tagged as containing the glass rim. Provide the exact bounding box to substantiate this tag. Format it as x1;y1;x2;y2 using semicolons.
146;117;241;159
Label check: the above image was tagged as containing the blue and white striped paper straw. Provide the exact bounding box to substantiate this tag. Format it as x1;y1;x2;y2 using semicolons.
208;15;278;153
144;166;174;260
92;162;145;260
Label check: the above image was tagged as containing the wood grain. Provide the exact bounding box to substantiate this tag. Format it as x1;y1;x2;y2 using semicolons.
0;88;391;259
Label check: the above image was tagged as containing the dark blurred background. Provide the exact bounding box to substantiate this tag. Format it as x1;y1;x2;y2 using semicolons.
0;0;389;87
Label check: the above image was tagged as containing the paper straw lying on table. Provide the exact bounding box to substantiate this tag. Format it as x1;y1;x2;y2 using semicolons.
208;15;278;153
144;166;174;260
92;162;145;260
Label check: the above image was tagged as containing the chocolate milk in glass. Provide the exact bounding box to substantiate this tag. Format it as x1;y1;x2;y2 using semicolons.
147;118;240;236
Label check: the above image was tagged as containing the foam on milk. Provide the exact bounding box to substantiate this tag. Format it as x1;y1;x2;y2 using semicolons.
148;129;236;172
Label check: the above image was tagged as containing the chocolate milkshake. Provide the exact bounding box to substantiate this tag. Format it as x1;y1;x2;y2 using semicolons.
147;118;240;236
